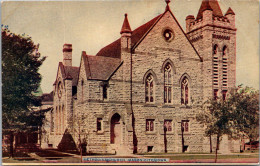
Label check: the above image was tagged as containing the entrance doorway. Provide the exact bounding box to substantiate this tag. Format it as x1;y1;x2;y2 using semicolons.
110;113;121;144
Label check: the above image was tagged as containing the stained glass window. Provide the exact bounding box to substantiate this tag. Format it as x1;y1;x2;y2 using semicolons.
164;63;172;103
145;74;154;103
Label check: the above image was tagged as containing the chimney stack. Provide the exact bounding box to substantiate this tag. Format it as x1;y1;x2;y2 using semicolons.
63;44;72;66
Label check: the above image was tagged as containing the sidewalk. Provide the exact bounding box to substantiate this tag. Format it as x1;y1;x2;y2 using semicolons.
2;149;259;164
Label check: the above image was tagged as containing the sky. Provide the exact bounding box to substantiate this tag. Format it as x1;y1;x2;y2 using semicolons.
1;0;259;93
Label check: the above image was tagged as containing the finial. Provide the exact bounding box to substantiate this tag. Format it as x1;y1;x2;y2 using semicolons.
165;0;171;5
165;0;171;11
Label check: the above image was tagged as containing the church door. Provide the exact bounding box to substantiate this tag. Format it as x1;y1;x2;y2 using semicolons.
110;113;121;144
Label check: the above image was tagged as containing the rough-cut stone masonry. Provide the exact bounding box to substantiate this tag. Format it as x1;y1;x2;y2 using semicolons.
44;0;239;154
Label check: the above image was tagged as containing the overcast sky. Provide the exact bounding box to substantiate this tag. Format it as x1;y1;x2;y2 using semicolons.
2;0;259;93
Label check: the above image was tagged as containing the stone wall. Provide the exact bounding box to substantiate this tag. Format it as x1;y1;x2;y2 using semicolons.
48;4;237;154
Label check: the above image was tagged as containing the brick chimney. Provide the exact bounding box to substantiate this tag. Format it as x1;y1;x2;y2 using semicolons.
63;44;72;66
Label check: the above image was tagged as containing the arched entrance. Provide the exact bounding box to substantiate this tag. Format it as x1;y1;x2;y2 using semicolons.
110;113;121;144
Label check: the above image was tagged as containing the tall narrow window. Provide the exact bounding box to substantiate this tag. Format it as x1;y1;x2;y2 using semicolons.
145;74;154;103
58;106;61;134
181;120;189;132
55;106;58;133
222;90;227;100
222;46;228;87
103;84;108;100
97;118;102;131
213;44;218;55
213;44;219;86
164;63;172;103
181;77;189;105
164;120;172;132
62;105;65;133
50;109;54;132
214;89;218;100
81;80;84;102
146;119;154;131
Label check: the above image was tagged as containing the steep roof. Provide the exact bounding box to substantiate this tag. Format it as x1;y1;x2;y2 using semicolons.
83;53;122;80
196;0;223;20
54;63;79;86
96;14;162;58
225;7;235;15
120;14;132;34
96;39;121;58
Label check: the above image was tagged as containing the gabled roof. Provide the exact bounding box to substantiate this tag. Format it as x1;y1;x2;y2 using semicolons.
96;8;203;61
82;53;122;80
64;66;79;86
53;63;79;86
131;14;162;48
196;0;223;20
96;14;162;58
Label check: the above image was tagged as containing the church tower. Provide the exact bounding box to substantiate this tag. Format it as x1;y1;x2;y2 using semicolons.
186;0;236;101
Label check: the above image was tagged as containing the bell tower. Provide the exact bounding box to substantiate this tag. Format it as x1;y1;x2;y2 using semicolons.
185;0;236;101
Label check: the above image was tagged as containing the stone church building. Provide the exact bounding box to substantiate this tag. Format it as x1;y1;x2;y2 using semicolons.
44;0;239;154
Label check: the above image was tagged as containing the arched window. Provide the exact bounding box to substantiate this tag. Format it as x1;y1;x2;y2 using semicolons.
145;73;154;103
213;44;218;54
164;63;172;103
223;46;227;56
181;77;189;105
222;46;228;87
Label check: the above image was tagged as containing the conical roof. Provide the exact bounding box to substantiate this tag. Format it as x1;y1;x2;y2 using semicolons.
225;7;235;15
196;0;223;20
120;13;132;34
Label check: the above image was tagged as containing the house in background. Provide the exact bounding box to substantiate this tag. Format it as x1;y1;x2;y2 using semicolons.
2;90;53;154
44;0;240;154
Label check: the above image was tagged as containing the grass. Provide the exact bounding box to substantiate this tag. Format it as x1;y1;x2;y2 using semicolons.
2;151;31;157
138;152;210;155
35;150;72;157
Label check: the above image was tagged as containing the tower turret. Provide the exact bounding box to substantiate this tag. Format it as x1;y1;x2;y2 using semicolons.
225;7;236;28
120;13;132;50
186;15;195;33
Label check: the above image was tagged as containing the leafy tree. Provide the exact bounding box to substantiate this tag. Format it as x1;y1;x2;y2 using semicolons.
2;26;46;157
197;96;233;162
197;86;259;162
229;86;259;150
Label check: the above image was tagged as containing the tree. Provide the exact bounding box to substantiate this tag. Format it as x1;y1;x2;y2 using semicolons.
73;112;89;162
197;95;233;163
197;86;259;162
2;26;46;157
229;86;259;151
